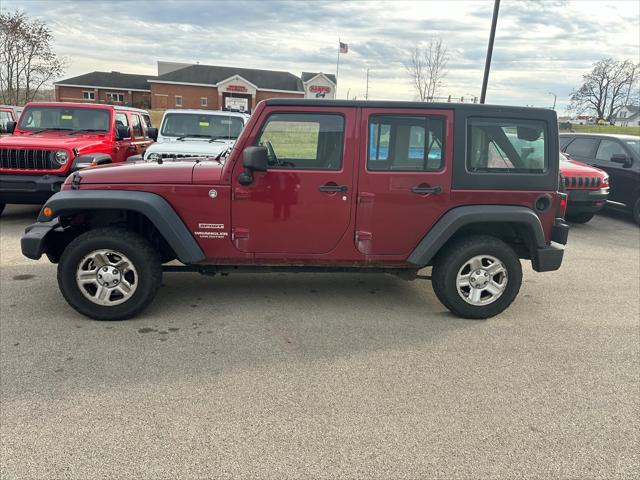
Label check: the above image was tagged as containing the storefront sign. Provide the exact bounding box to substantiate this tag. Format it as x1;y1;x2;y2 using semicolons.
226;85;248;93
310;85;331;94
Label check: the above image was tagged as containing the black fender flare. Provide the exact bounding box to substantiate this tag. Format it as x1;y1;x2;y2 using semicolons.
407;205;546;267
71;153;112;172
37;190;205;264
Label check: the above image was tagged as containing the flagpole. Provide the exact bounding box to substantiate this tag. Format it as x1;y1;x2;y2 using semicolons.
336;38;341;97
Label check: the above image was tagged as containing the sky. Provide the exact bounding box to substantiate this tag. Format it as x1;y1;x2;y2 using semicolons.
3;0;639;112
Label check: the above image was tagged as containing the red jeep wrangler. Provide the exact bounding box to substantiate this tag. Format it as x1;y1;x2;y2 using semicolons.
560;152;609;223
22;99;569;320
0;102;155;214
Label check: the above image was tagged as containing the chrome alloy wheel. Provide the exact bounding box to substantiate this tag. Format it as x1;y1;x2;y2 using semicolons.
456;255;508;306
76;249;138;306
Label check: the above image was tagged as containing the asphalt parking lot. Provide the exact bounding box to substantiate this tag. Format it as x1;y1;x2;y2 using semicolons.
0;204;638;479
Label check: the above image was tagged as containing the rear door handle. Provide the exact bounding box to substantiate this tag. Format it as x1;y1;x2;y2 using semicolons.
411;185;442;195
319;184;348;193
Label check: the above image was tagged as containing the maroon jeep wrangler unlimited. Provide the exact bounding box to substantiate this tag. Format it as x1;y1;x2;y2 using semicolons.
0;102;155;215
22;99;569;320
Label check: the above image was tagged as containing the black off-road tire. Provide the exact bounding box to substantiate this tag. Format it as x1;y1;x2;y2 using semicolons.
565;212;595;224
632;197;640;225
57;228;162;320
432;235;523;319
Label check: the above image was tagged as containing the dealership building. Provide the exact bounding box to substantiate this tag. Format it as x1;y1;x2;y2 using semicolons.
55;61;337;111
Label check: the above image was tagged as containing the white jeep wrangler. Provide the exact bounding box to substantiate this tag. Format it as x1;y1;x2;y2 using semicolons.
144;109;250;161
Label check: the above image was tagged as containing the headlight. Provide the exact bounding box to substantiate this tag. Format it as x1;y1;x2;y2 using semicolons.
602;175;609;185
147;152;161;161
52;150;69;166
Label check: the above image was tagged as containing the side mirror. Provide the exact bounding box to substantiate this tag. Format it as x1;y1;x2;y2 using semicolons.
238;146;268;186
611;153;633;168
243;146;268;171
4;121;16;134
115;124;130;140
147;127;158;141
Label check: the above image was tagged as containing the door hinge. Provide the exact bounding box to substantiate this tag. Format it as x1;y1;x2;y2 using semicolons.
232;227;249;240
234;187;250;200
356;230;372;241
358;192;375;204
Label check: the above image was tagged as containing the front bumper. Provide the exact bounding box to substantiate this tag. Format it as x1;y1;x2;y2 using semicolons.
532;218;569;272
0;173;65;205
21;219;61;260
566;188;609;214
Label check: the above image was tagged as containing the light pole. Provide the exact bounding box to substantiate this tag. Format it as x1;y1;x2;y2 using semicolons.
548;92;557;110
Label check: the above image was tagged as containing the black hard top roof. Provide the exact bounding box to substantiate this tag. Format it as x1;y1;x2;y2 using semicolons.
264;98;553;115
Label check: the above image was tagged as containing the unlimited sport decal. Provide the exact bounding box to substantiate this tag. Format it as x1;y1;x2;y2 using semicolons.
194;223;228;239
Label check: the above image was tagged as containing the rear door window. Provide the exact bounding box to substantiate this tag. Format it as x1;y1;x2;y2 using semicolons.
559;136;574;149
467;118;546;173
565;138;598;159
131;114;143;138
368;115;445;171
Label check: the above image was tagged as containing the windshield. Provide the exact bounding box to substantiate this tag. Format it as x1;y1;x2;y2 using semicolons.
18;106;111;132
625;140;639;154
160;113;244;140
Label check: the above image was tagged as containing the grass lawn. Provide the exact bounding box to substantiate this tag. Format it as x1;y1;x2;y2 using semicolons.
560;124;640;136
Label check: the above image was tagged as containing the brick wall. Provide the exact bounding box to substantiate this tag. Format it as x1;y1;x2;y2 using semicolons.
55;86;150;108
150;83;219;110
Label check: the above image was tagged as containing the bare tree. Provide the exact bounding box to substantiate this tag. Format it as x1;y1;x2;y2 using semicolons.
569;58;639;122
405;38;449;101
0;11;66;106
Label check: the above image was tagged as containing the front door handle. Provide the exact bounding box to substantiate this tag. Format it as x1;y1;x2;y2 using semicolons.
319;184;348;193
411;185;442;195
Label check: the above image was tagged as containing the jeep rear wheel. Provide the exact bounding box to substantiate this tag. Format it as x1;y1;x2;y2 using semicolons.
57;228;162;320
432;235;522;319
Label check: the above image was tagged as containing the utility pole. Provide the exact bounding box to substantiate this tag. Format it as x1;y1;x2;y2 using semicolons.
365;68;370;100
480;0;500;104
549;92;557;110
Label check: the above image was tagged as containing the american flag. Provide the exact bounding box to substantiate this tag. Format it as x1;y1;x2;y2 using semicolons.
339;42;348;54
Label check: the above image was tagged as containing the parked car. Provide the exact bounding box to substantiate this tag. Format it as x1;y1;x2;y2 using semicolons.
560;133;640;224
22;99;569;321
559;152;609;223
0;105;23;135
0;102;155;215
141;109;249;162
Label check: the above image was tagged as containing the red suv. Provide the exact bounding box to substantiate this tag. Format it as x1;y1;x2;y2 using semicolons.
22;99;569;320
0;102;155;214
560;152;609;223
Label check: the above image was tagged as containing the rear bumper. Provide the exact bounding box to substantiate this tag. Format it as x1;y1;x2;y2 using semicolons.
0;173;65;205
532;218;568;272
566;188;609;214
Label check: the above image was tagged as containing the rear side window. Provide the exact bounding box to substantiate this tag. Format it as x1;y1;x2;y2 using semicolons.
255;113;344;170
559;136;573;149
142;114;152;128
368;115;445;171
467;118;546;173
565;138;598;158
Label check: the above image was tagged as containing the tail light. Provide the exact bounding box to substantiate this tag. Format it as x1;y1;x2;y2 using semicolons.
557;192;568;218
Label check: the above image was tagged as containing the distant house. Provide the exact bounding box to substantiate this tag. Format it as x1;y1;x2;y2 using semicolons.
54;71;156;109
615;105;640;127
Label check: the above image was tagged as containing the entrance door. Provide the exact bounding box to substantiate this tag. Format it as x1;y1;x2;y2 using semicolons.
355;108;453;256
232;109;354;254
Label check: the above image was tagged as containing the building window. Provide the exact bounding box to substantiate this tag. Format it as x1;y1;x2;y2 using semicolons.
200;97;207;107
83;91;95;100
106;92;125;103
175;95;182;107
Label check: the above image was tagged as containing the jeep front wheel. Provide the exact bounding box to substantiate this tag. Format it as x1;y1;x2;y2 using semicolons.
57;228;162;320
432;235;522;319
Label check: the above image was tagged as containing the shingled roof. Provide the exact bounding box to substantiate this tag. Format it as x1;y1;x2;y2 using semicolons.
55;71;156;91
152;64;304;92
301;72;337;84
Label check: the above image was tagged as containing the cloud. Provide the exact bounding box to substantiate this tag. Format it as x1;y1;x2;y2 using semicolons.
3;0;638;110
